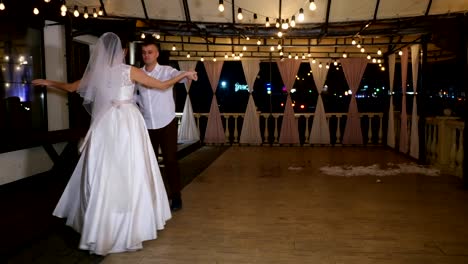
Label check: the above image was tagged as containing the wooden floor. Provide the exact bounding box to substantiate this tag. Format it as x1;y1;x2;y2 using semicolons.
102;147;468;264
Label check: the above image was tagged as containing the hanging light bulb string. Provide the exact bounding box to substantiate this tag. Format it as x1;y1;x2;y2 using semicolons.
220;0;316;24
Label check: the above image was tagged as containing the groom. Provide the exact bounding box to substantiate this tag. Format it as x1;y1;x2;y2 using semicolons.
136;38;185;211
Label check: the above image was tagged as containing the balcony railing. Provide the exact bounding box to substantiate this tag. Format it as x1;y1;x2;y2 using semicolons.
176;112;384;146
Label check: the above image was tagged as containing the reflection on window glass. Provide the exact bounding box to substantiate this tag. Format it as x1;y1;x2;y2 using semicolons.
1;26;45;132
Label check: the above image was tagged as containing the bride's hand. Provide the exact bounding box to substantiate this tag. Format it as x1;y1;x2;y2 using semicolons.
32;79;51;87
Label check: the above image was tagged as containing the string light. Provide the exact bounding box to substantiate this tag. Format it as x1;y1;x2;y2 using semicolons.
44;0;51;2
60;2;67;12
186;53;191;58
377;48;382;55
0;1;4;11
200;57;204;61
224;53;228;59
257;39;262;45
172;45;176;51
342;53;347;58
277;31;283;38
367;54;371;60
93;8;98;17
309;0;317;11
237;8;243;20
398;50;403;56
275;19;280;28
141;33;145;39
265;17;270;27
73;6;79;17
218;0;224;12
298;8;304;22
33;8;39;15
83;7;89;19
290;16;296;27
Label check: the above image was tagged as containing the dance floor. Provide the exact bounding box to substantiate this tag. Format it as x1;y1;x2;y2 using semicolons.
100;146;468;264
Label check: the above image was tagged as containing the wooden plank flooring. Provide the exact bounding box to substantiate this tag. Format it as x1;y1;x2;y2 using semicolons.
103;147;468;264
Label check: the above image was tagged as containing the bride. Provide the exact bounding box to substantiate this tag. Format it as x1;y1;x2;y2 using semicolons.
32;32;197;255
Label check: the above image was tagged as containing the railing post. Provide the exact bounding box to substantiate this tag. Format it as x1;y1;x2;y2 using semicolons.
378;114;383;144
368;114;373;144
224;114;230;145
336;115;342;145
233;115;239;145
304;114;310;145
273;114;279;145
263;114;269;144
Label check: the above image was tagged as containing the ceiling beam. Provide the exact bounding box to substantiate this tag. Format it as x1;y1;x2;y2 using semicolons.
232;0;236;25
322;0;333;35
99;0;107;16
373;0;381;21
425;0;433;16
140;0;149;20
182;0;191;23
279;0;282;20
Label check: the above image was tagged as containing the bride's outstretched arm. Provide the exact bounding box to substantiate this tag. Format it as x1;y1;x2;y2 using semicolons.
130;66;197;90
32;79;81;92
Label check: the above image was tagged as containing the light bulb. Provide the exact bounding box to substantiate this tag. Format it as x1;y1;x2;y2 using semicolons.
398;50;403;56
334;61;338;66
237;8;243;20
224;53;228;59
172;45;176;51
60;4;67;12
93;8;98;17
277;44;282;50
218;0;224;12
265;18;270;27
270;46;275;51
201;57;204;61
277;31;283;38
360;47;365;53
73;6;79;17
187;54;191;58
83;12;89;19
342;53;347;58
98;7;103;16
367;54;371;60
0;2;4;11
243;46;247;51
44;0;50;2
309;0;317;11
290;16;296;27
377;49;382;55
141;33;146;39
33;8;39;15
257;40;261;45
298;8;304;22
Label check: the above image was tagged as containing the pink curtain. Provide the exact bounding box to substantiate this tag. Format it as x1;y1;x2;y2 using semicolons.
341;58;368;144
203;61;225;144
240;60;262;145
410;45;420;158
399;48;409;153
387;54;396;148
276;59;301;144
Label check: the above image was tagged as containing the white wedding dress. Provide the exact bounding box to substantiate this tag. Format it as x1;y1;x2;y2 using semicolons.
53;64;171;255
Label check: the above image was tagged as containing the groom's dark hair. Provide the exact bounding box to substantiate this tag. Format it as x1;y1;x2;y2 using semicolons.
142;37;161;52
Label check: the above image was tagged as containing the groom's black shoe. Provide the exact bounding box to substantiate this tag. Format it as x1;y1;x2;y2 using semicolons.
171;197;183;212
